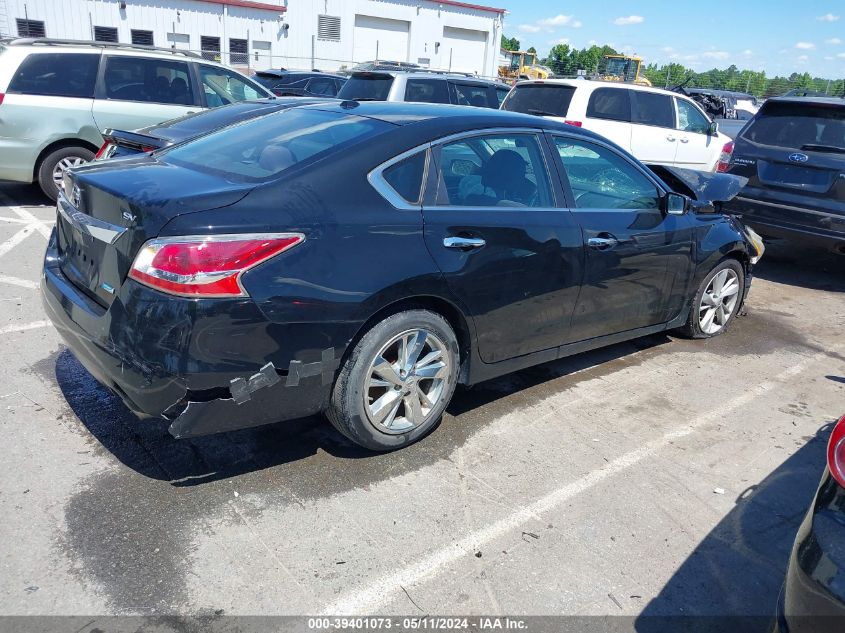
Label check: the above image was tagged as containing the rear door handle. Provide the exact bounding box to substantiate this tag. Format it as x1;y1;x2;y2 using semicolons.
679;137;689;143
587;236;619;250
666;135;676;142
443;236;486;250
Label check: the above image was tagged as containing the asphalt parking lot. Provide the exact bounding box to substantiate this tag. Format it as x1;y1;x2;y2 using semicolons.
0;182;843;629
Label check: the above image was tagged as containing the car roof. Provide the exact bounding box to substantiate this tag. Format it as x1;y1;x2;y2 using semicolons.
763;96;845;107
515;78;689;99
256;70;346;79
1;37;221;63
350;70;501;85
300;100;610;139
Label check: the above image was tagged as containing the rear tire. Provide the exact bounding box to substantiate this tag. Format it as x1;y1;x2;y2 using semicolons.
37;146;95;202
327;310;459;451
679;259;745;339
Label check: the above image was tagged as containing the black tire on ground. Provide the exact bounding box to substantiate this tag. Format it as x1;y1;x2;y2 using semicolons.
37;146;95;202
678;258;745;339
327;310;460;451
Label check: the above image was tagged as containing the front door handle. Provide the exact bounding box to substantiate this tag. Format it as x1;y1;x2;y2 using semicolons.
587;236;619;250
679;137;689;143
443;236;486;250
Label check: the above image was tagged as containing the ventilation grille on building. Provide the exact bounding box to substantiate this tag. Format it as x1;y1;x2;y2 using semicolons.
131;30;153;46
16;18;45;38
317;15;341;41
94;26;118;43
229;38;248;65
201;36;221;61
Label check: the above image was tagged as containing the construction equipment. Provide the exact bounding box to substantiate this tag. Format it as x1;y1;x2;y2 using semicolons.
499;50;552;81
600;54;652;86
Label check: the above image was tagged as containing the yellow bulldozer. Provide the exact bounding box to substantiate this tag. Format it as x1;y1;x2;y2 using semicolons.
499;50;552;81
600;54;652;86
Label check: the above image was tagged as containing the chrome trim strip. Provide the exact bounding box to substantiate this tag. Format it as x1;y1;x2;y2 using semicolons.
734;196;841;219
367;143;432;211
57;193;127;245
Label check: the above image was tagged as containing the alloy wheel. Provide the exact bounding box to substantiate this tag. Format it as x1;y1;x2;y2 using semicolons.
53;156;87;189
698;268;740;335
364;328;451;434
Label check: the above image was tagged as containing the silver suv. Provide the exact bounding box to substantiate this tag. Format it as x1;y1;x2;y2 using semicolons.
336;70;510;109
0;38;272;200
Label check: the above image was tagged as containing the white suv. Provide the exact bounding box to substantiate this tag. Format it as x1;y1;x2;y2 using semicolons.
502;79;733;171
0;38;272;199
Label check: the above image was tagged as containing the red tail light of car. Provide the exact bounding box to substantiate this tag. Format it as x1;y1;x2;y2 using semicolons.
828;413;845;488
564;120;582;127
716;141;734;173
94;141;112;160
128;233;304;298
0;93;5;105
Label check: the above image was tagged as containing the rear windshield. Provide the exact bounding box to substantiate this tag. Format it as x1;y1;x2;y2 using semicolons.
337;74;393;101
742;102;845;151
502;84;575;118
163;108;391;182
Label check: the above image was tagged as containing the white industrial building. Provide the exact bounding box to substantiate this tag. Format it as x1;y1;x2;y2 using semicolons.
0;0;506;76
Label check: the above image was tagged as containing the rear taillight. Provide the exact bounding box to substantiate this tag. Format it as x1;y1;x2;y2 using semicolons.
128;233;304;297
564;120;582;127
94;141;112;160
828;414;845;488
0;93;5;105
716;141;734;173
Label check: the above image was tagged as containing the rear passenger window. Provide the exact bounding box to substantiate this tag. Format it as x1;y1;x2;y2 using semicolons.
404;79;449;104
586;87;631;122
450;83;490;108
8;53;99;98
554;137;659;210
103;56;195;105
631;91;674;128
381;151;427;205
496;86;510;107
306;77;338;96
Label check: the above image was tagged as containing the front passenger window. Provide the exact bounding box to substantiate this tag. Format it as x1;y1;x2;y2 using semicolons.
676;98;711;134
554;137;659;210
435;134;553;208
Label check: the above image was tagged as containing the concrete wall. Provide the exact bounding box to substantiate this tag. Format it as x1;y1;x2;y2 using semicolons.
0;0;505;76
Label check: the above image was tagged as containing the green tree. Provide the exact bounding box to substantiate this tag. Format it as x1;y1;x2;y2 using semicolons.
501;35;520;52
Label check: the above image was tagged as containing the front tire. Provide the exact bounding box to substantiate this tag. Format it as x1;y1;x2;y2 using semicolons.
327;310;459;451
680;259;745;339
37;146;95;202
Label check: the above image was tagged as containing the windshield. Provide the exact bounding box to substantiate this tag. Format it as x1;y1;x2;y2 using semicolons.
743;102;845;150
502;84;575;117
163;108;391;182
336;74;394;100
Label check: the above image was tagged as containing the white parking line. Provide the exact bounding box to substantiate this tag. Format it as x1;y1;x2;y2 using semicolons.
0;320;50;335
0;226;37;259
0;192;53;239
0;275;39;290
321;351;829;615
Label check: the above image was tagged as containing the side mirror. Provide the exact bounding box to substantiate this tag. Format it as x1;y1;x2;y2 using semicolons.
708;121;719;136
663;192;689;216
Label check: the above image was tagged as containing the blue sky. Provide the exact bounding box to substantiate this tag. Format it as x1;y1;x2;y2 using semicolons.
502;1;845;77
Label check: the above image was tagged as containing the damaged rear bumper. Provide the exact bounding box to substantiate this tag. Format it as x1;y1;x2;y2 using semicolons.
41;231;336;438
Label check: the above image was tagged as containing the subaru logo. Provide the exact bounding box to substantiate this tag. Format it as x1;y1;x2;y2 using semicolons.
788;152;809;163
71;184;82;208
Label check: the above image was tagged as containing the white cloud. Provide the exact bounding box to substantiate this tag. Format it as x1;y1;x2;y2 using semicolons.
825;38;843;45
518;24;541;33
742;49;753;56
795;42;816;49
613;15;645;26
662;46;675;53
702;51;730;60
571;20;583;28
824;56;835;60
838;52;845;58
539;14;576;27
817;13;840;22
548;38;570;46
797;55;809;62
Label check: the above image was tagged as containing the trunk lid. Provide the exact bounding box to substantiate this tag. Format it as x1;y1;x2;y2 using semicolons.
58;157;253;307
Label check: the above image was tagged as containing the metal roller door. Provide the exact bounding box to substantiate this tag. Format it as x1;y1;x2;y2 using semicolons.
352;15;410;63
442;26;488;74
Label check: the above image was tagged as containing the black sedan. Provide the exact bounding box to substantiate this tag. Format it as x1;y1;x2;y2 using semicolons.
43;102;762;451
252;70;346;97
776;412;845;632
